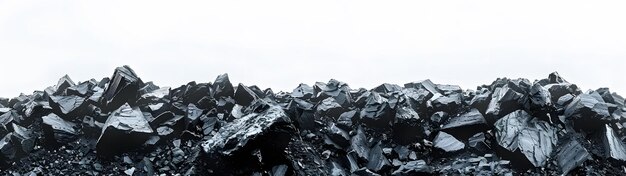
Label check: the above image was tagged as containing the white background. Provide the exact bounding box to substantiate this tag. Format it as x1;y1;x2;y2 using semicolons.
0;1;624;98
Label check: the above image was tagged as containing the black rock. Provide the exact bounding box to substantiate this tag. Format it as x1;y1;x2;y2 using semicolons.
337;110;356;130
234;83;258;106
316;97;344;120
564;93;611;132
292;83;315;100
433;131;465;153
601;124;626;162
96;103;153;156
366;143;391;172
48;95;89;119
326;122;350;148
212;73;235;99
391;160;433;176
393;105;425;145
468;132;490;153
440;108;488;140
470;88;491;113
7;124;35;158
430;93;463;114
494;110;558;168
66;81;94;97
350;127;370;162
373;83;402;94
42;113;78;144
53;75;76;95
360;92;394;129
102;65;144;112
555;137;590;175
486;84;529;121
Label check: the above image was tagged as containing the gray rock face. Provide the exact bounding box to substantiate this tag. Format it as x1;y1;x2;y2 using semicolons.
441;108;488;140
556;137;590;175
102;66;144;112
42;113;77;143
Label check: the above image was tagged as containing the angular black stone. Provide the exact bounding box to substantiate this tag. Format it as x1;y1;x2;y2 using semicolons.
212;73;235;99
42;113;78;144
433;131;465;153
366;143;390;172
360;92;394;129
96;103;153;156
555;137;589;175
66;81;94;97
326;122;350;148
430;93;462;114
350;127;370;162
102;65;144;112
9;124;35;157
564;93;611;132
494;110;558;168
336;110;356;130
202;103;292;155
48;95;89;119
291;83;314;100
470;88;491;113
234;83;258;106
440;108;488;140
601;124;626;162
393;106;425;145
373;83;402;94
486;85;528;121
54;75;76;96
391;160;432;176
315;97;344;119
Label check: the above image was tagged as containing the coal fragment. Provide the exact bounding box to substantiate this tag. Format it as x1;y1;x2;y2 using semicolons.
393;105;425;145
234;83;258;106
42;113;78;144
48;95;88;119
433;131;465;153
102;65;144;112
440;108;488;140
366;143;391;172
291;83;314;100
96;103;153;156
486;84;529;121
564;93;611;132
360;92;394;129
53;75;76;95
212;73;235;99
494;110;558;168
555;137;590;175
601;124;626;162
391;160;433;176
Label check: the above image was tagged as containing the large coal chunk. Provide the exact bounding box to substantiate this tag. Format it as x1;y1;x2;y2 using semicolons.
48;95;89;119
494;110;558;168
360;92;394;129
430;93;463;114
433;131;465;154
601;124;626;162
392;105;426;145
1;124;35;160
486;84;529;122
314;79;352;106
291;83;315;100
233;83;259;106
212;73;235;99
202;102;292;155
564;93;611;132
102;65;144;112
53;75;76;95
201;101;295;174
555;137;590;175
528;83;553;114
42;113;78;144
96;103;153;156
440;108;488;140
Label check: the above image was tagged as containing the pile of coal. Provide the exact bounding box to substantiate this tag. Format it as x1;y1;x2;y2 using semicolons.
1;66;625;175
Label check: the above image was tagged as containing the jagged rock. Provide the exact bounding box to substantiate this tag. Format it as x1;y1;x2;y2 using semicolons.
42;113;78;144
470;88;491;113
433;131;465;153
67;81;94;97
555;137;590;175
234;83;258;106
314;79;352;106
96;103;153;156
430;93;463;114
7;124;35;158
212;73;235;99
440;108;488;140
0;112;14;136
494;110;558;168
360;92;394;129
373;83;402;94
564;93;611;132
291;84;315;100
102;66;144;112
391;160;433;176
393;105;425;145
468;132;489;153
350;127;370;162
53;75;76;95
316;97;344;119
366;143;391;172
486;84;528;121
601;124;626;162
336;110;356;130
202;101;293;158
48;95;88;119
326;122;350;148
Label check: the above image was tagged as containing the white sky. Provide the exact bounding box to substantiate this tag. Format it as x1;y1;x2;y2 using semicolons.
0;1;625;98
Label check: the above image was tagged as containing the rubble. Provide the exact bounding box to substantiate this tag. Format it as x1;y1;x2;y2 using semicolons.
0;67;624;175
